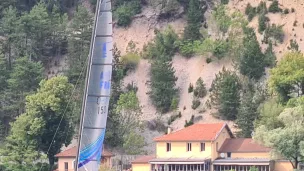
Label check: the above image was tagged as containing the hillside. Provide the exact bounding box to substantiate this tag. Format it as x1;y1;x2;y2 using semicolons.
112;0;304;153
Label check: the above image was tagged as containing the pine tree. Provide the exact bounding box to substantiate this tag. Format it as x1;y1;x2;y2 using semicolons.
264;41;276;67
236;90;259;138
67;5;93;84
239;27;266;79
210;68;241;120
0;6;20;69
183;0;203;41
150;58;178;113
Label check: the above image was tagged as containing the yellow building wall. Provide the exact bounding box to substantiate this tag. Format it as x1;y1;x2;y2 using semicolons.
274;161;293;171
211;128;231;160
156;141;212;159
231;152;270;158
132;163;150;171
57;157;75;171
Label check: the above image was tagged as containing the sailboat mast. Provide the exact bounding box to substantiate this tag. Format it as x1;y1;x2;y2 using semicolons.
75;0;113;170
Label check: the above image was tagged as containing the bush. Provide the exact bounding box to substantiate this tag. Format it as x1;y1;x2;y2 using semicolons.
257;1;267;14
206;57;212;63
126;82;138;92
291;8;295;13
170;97;179;110
283;8;289;14
264;41;277;67
114;1;141;27
221;0;229;5
179;40;196;57
213;39;229;59
264;24;285;43
178;111;182;117
188;83;194;93
192;98;201;110
287;39;299;51
167;113;180;125
268;0;281;13
245;3;256;21
142;27;179;60
293;20;298;27
193;77;207;98
184;115;194;127
121;52;140;73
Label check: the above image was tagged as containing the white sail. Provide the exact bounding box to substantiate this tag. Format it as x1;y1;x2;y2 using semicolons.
75;0;113;170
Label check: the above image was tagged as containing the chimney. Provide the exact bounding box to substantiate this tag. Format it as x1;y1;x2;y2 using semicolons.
167;127;172;134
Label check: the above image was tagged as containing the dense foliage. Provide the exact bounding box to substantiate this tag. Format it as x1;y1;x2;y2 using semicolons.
183;0;203;41
210;68;241;120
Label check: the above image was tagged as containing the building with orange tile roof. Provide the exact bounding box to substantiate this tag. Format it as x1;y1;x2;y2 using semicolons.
132;122;295;171
54;146;113;171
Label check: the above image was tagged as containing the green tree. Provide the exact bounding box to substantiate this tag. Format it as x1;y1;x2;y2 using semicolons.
213;5;231;34
210;68;241;120
67;5;93;84
264;41;277;67
269;52;304;102
183;0;203;41
2;76;74;170
268;0;281;13
19;3;52;63
255;98;284;130
254;100;304;169
150;58;178;113
115;91;142;132
0;6;20;69
249;166;259;171
236;90;259;138
258;13;268;33
0;113;45;171
142;26;179;60
239;27;266;79
122;131;146;155
6;57;43;116
193;77;207;98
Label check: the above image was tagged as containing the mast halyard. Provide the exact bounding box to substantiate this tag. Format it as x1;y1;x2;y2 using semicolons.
75;0;113;170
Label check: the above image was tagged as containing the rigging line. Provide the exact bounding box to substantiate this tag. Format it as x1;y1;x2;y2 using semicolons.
38;55;89;171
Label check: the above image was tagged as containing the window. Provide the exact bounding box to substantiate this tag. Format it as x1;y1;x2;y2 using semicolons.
187;143;192;151
200;142;205;151
166;143;171;152
64;162;68;171
227;152;231;158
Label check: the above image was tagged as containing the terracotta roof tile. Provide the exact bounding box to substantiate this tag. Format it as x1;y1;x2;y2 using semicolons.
154;123;230;142
218;138;271;153
55;146;114;157
131;155;155;164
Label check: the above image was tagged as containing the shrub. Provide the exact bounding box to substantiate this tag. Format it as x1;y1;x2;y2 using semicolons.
221;0;229;5
283;8;289;14
114;1;141;27
170;97;179;110
179;40;196;57
192;98;201;110
291;8;295;13
287;39;299;51
188;83;194;93
258;13;268;33
257;1;267;14
264;24;285;43
245;3;256;21
193;77;207;98
167;113;180;125
293;20;298;27
142;27;179;60
212;39;229;59
206;57;212;63
268;0;281;13
121;52;140;72
178;111;182;117
264;41;277;67
126;82;138;92
184;115;194;127
159;0;181;19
